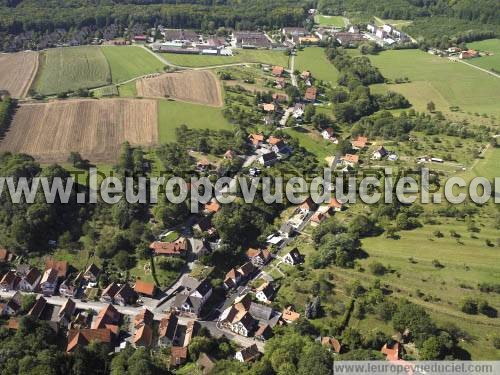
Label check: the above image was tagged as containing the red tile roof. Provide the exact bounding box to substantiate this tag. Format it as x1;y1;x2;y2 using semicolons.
45;259;68;278
150;238;187;256
134;279;156;297
304;86;317;101
67;328;113;352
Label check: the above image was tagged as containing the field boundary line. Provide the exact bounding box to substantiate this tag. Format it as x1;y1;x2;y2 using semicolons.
457;59;500;79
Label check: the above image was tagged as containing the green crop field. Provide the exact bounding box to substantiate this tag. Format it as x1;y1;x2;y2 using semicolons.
157;100;233;143
101;46;165;83
314;14;348;27
160;48;290;68
118;81;138;97
467;39;500;72
295;47;340;83
368;49;500;118
33;46;110;95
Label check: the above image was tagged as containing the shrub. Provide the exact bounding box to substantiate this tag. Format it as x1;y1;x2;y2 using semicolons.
369;262;387;276
460;298;478;315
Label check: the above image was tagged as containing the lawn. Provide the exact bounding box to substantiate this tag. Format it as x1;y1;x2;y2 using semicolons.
33;46;110;95
373;16;413;28
314;14;348;28
368;49;500;118
283;126;337;163
101;46;165;83
295;47;340;83
157;99;233;143
466;39;500;73
160;48;290;68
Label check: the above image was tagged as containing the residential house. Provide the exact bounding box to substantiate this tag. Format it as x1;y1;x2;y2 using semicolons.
372;146;388;160
171;278;212;317
45;260;68;280
203;200;221;214
100;282;120;303
263;103;276;112
197;353;216;374
271;65;284;77
0;248;13;263
40;268;58;296
58;298;76;327
340;154;359;168
259;151;278;167
321;127;338;143
300;70;311;80
59;272;83;298
83;264;100;283
272;93;287;103
235;344;260;363
133;324;153;348
224;149;237;160
246;248;271;267
272;140;290;155
193;217;217;237
67;328;113;352
299;36;319;44
134;279;157;298
275;77;286;89
381;341;402;361
255;283;275;303
0;292;22;316
18;267;41;292
459;49;478;59
219;295;256;337
282;306;301;323
170;346;188;367
299;197;317;213
248;134;265;148
310;210;329;226
255;324;273;341
351;136;368;150
249;302;274;322
114;284;138;306
292;103;305;119
150;238;188;257
321;336;342;354
134;308;154;329
224;268;242;289
28;296;48;319
0;271;20;291
279;221;295;237
158;312;178;347
283;248;303;266
327;197;343;213
92;304;121;331
304;86;317;102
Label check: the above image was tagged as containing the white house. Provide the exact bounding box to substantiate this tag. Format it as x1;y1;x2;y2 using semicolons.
255;283;275;303
18;268;41;292
371;146;388;160
40;268;58;296
235;344;260;363
283;248;303;266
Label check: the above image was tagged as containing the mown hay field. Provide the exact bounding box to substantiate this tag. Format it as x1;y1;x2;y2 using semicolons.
295;47;340;83
0;51;38;98
0;99;158;163
100;46;166;83
33;46;111;95
368;49;500;118
136;70;223;107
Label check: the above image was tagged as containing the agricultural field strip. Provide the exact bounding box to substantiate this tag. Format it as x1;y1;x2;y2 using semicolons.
0;99;158;163
0;51;39;98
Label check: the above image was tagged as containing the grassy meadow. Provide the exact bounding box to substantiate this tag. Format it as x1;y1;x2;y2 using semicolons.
101;46;165;83
314;14;348;28
368;49;500;119
283;126;337;163
467;39;500;72
33;46;110;95
160;48;290;68
295;47;340;83
157;99;233;143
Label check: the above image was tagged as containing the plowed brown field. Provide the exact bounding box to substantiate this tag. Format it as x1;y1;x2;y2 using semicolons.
136;70;222;107
0;51;38;98
0;99;158;163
